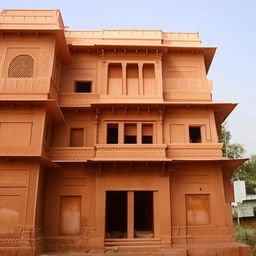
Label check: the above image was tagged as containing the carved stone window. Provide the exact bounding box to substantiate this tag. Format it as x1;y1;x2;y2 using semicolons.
8;55;34;78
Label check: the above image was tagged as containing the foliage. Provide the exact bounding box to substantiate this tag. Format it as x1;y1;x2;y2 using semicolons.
220;122;256;194
235;225;256;255
235;155;256;194
220;122;245;159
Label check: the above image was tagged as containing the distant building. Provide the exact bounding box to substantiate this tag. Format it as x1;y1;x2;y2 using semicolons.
0;9;250;256
233;195;256;218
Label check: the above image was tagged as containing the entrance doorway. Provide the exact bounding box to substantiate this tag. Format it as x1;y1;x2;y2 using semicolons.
106;191;127;238
105;191;154;239
134;191;154;238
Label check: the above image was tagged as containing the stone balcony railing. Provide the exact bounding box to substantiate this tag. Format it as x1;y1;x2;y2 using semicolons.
47;147;95;161
164;79;212;101
44;143;223;162
59;93;100;106
0;77;51;100
0;77;60;102
95;144;167;159
166;143;223;158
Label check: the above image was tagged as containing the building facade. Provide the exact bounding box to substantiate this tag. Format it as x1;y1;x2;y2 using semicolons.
0;9;250;256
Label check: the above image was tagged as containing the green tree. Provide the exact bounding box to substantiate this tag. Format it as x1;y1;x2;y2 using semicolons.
235;155;256;194
220;122;245;159
220;122;256;194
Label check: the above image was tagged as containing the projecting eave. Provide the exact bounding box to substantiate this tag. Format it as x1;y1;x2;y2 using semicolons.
89;158;170;163
213;103;238;128
166;46;217;74
172;157;248;173
67;42;216;73
91;102;237;120
0;156;59;168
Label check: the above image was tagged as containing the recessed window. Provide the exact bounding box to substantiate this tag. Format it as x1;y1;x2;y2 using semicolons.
60;196;81;235
189;126;201;143
70;128;84;147
75;81;92;93
107;124;118;144
124;124;137;144
186;195;210;226
142;124;153;144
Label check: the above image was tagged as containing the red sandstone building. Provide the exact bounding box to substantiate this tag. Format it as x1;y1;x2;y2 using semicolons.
0;9;250;256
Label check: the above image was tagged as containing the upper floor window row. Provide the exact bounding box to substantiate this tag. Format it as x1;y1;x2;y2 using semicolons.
107;122;154;144
8;55;34;78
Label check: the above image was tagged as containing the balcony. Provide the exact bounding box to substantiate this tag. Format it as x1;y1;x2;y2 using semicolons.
59;93;100;107
47;147;95;161
164;79;212;101
0;77;59;102
166;143;223;158
95;144;167;160
44;143;223;162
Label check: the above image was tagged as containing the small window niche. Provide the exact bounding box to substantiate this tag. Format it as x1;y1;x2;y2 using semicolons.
142;124;153;144
60;196;81;235
189;126;202;143
186;194;210;226
143;64;155;96
70;128;84;147
108;63;122;95
75;81;92;93
127;64;139;96
107;124;118;144
124;123;137;144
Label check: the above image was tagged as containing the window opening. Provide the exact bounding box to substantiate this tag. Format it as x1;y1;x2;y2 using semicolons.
75;81;92;93
189;126;202;143
134;191;154;238
124;123;137;144
107;124;118;144
106;191;127;238
70;128;84;147
8;55;34;78
142;124;153;144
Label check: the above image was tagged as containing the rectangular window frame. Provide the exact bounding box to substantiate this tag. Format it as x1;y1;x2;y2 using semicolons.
69;127;85;147
188;125;206;143
75;81;93;93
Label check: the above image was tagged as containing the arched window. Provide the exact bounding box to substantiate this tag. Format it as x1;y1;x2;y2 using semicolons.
8;55;34;78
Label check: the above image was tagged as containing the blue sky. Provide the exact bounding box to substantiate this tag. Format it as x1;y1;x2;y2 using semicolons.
1;0;255;156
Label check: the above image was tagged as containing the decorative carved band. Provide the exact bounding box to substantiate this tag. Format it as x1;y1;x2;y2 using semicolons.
95;144;167;158
48;147;95;160
167;143;223;157
60;93;100;106
46;144;223;160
